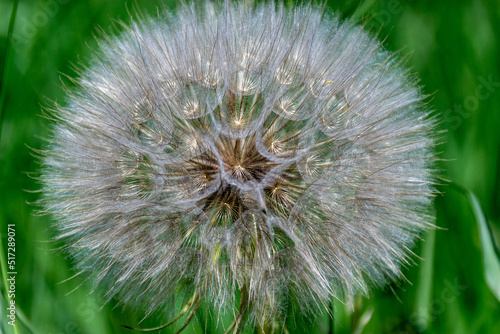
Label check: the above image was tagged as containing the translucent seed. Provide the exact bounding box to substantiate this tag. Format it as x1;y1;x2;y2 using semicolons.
131;97;154;123
319;93;349;135
158;74;180;99
119;153;158;200
172;82;223;119
133;118;170;148
229;70;263;96
257;112;308;160
273;85;313;121
275;64;303;86
213;91;265;138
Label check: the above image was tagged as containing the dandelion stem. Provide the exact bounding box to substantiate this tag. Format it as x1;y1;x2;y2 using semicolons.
329;299;335;334
121;291;200;331
225;285;249;334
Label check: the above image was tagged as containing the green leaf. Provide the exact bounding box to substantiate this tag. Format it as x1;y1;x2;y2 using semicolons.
467;190;500;302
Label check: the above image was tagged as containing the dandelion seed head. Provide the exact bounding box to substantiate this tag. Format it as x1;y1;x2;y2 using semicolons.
40;0;437;328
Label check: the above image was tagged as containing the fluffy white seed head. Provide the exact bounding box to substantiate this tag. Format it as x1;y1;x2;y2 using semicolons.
40;0;437;328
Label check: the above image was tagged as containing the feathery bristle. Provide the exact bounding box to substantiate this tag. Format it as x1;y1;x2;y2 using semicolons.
39;1;437;330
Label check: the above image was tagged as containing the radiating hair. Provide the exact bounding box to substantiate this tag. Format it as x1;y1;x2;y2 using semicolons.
39;0;437;331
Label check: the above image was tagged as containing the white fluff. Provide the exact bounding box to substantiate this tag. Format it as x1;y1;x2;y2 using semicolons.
40;1;437;330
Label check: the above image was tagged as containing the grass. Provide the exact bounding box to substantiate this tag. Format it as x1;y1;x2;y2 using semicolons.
1;0;499;333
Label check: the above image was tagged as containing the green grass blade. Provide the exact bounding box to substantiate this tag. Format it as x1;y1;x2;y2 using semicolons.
413;227;436;330
467;190;500;301
1;2;20;332
0;0;19;144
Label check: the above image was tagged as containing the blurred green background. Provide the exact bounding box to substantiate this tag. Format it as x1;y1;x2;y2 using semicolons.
0;0;499;333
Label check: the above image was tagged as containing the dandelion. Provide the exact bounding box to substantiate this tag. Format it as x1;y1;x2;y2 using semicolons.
40;1;437;332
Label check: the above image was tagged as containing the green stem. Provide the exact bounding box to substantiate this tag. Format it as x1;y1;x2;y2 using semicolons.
329;299;335;334
413;228;436;331
122;290;200;331
226;285;249;334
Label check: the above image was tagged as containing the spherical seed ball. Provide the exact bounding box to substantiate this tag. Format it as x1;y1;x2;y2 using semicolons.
40;0;437;329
